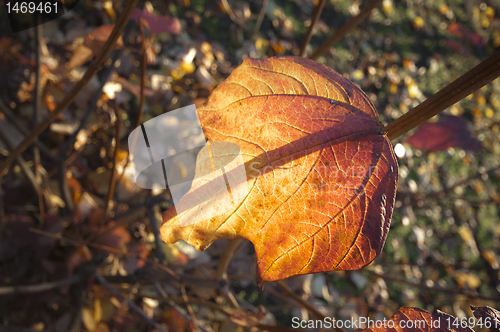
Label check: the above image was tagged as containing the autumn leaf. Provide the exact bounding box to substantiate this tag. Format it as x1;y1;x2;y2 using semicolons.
130;8;182;35
405;115;481;152
471;305;500;332
84;24;124;57
160;56;398;284
361;307;474;332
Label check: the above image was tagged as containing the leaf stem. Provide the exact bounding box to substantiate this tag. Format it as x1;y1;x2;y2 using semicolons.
385;49;500;140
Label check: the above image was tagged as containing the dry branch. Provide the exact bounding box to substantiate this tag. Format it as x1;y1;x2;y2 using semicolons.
309;0;383;60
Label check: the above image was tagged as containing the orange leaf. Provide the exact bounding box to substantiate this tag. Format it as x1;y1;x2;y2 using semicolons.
160;56;398;284
361;307;474;331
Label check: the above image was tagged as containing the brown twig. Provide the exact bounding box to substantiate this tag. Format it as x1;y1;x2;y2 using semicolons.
0;129;41;195
0;0;140;177
423;165;500;200
0;100;55;160
101;107;121;225
309;0;383;60
348;16;371;73
30;228;180;281
220;0;249;30
87;191;171;243
251;0;269;40
147;204;165;264
155;283;210;332
150;292;299;331
385;49;500;140
0;275;81;295
300;0;326;57
33;21;45;216
137;18;147;128
179;283;202;332
59;49;124;160
0;181;4;240
213;239;246;309
274;280;327;319
94;273;166;332
214;239;245;280
0;326;44;332
366;270;500;302
58;157;74;212
32;17;42;129
33;147;44;216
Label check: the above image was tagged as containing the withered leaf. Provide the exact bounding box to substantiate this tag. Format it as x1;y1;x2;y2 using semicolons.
471;305;500;332
130;8;182;35
405;115;481;152
84;24;124;57
361;307;474;332
160;56;398;284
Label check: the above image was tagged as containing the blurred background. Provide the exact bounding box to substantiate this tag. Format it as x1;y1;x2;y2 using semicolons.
0;0;499;331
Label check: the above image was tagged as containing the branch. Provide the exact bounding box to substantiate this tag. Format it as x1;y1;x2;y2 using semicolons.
274;280;327;320
0;181;4;240
214;239;245;280
30;228;181;282
385;49;500;140
0;0;140;177
147;204;165;264
220;0;249;30
0;275;81;295
299;0;326;57
0;100;56;160
94;273;166;332
251;0;269;40
101;107;121;224
309;0;382;60
136;18;147;128
156;283;211;332
366;270;500;302
0;129;41;195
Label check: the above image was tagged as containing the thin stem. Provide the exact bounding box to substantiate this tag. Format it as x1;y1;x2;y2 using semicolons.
32;16;42;129
30;228;180;281
0;0;140;177
251;0;269;40
366;270;500;302
155;283;211;332
137;18;147;128
309;0;382;60
33;147;44;216
0;180;4;240
0;275;81;295
59;50;123;159
274;280;327;320
0;100;55;161
220;0;249;30
58;158;73;212
147;204;166;264
94;273;166;332
385;49;500;140
101;107;121;224
214;239;245;280
0;129;41;195
348;16;371;73
299;0;326;57
32;22;44;216
180;283;202;332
